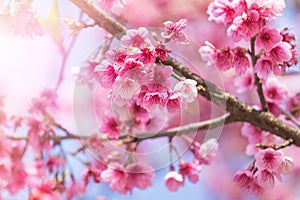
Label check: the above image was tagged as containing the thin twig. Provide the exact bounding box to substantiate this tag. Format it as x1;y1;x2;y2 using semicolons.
249;36;268;112
55;11;83;91
281;108;300;128
256;138;294;150
8;114;236;144
118;114;237;142
254;73;268;111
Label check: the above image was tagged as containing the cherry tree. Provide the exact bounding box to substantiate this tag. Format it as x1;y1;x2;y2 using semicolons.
0;0;300;199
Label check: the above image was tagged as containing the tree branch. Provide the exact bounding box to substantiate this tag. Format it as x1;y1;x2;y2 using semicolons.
69;0;300;147
55;11;83;91
119;114;237;143
249;36;268;112
8;114;236;143
69;0;127;39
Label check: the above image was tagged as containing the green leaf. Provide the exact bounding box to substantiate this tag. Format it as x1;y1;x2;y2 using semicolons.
38;0;63;45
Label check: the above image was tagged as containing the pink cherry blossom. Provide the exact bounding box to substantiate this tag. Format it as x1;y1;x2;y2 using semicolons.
27;118;53;151
0;133;11;157
118;58;144;77
138;92;165;111
174;79;198;103
148;65;173;89
46;156;65;174
233;169;264;195
232;47;250;74
201;43;233;72
207;0;236;25
214;47;233;71
29;181;60;200
113;77;141;99
161;19;189;44
165;92;182;113
0;158;11;186
101;162;154;194
105;49;128;64
139;47;156;64
254;56;276;78
164;171;184;192
248;179;264;195
227;7;263;42
255;148;284;171
269;42;292;64
121;27;151;48
77;61;101;87
128;101;150;125
266;102;281;117
233;69;255;93
82;163;104;186
255;169;275;189
126;162;154;190
263;77;288;104
255;27;282;52
6;161;28;194
154;43;171;62
195;138;219;165
246;0;285;18
199;41;217;68
277;156;294;175
241;122;263;144
30;89;58;114
280;28;297;49
179;161;201;183
13;0;43;37
100;115;121;138
66;182;86;200
233;169;254;189
99;65;118;88
101;163;129;194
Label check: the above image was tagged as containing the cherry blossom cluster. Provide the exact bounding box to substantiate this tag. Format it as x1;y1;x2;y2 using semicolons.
199;0;299;77
198;0;300;195
96;24;196;139
80;135;154;195
0;0;43;37
233;148;293;194
100;162;154;194
164;138;218;192
0;90;90;199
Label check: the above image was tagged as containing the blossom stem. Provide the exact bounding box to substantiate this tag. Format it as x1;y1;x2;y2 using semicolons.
55;11;83;91
256;138;294;150
281;108;300;128
254;73;268;112
249;36;268;112
69;0;127;39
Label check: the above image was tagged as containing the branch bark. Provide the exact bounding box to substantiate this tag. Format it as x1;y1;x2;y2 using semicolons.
70;0;127;39
119;114;236;142
69;0;300;147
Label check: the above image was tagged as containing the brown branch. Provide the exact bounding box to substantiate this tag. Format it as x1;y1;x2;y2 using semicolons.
249;36;268;112
119;114;236;143
69;0;300;147
69;0;127;39
8;114;236;144
254;73;268;111
256;138;294;150
281;108;300;128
